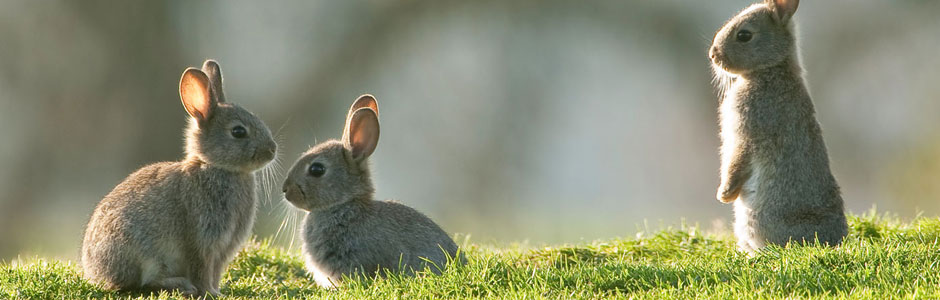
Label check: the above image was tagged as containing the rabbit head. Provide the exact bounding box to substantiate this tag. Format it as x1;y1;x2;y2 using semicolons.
283;95;380;211
180;60;277;172
709;0;800;75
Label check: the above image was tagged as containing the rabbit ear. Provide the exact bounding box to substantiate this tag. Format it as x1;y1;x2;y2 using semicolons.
201;59;226;103
766;0;799;24
179;68;216;123
347;94;379;120
342;94;379;141
343;108;380;163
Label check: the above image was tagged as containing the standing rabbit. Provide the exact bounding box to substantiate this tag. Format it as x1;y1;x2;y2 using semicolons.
709;0;848;253
282;95;460;288
81;60;277;296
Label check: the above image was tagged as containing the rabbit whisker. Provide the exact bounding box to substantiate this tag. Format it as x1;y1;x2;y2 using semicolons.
274;199;295;246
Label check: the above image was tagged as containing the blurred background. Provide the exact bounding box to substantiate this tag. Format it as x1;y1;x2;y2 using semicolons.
1;0;938;261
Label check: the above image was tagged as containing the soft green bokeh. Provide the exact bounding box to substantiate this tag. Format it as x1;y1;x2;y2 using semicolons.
1;0;938;260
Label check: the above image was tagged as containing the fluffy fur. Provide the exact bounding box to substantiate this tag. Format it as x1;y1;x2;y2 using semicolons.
81;60;277;296
282;95;460;288
709;0;848;253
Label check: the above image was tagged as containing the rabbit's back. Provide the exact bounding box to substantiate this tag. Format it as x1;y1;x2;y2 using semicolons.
82;160;258;290
731;69;847;250
302;200;458;286
84;162;185;246
738;70;842;206
372;200;459;266
82;162;187;288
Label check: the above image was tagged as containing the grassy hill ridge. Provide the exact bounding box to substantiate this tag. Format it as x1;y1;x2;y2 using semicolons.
2;213;939;299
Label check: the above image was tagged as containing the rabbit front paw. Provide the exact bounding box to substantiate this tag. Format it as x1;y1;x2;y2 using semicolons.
716;185;740;203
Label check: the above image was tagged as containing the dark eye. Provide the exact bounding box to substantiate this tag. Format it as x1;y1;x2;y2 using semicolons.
308;162;326;177
231;126;248;138
736;30;753;42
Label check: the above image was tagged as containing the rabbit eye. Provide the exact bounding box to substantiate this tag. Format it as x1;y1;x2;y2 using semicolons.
736;30;753;42
308;162;326;177
231;126;248;138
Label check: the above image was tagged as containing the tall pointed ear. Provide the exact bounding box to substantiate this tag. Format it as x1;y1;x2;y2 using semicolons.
342;94;379;141
347;94;379;120
201;59;226;103
343;108;380;163
767;0;799;24
179;68;215;123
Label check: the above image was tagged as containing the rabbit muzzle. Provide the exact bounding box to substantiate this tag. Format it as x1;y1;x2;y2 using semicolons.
252;142;277;164
283;183;309;211
709;46;725;67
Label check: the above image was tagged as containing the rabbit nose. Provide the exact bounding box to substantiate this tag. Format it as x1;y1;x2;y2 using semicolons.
268;140;277;154
281;179;296;194
710;47;720;59
254;144;276;162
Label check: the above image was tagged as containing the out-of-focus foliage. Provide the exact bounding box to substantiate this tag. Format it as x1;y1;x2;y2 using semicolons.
0;0;938;260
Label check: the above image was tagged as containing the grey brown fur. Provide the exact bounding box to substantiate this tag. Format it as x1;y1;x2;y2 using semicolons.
282;95;460;288
81;60;276;296
709;0;847;253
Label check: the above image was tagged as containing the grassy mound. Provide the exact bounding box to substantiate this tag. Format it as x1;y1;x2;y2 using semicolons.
2;213;939;299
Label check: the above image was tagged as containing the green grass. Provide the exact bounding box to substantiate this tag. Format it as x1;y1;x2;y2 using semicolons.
2;213;940;299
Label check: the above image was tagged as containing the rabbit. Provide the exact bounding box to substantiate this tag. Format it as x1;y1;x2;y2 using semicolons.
281;94;460;288
709;0;848;254
81;60;277;296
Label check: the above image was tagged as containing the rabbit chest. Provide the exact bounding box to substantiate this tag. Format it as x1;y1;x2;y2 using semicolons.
190;171;257;253
718;80;747;169
720;81;765;206
302;212;358;266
